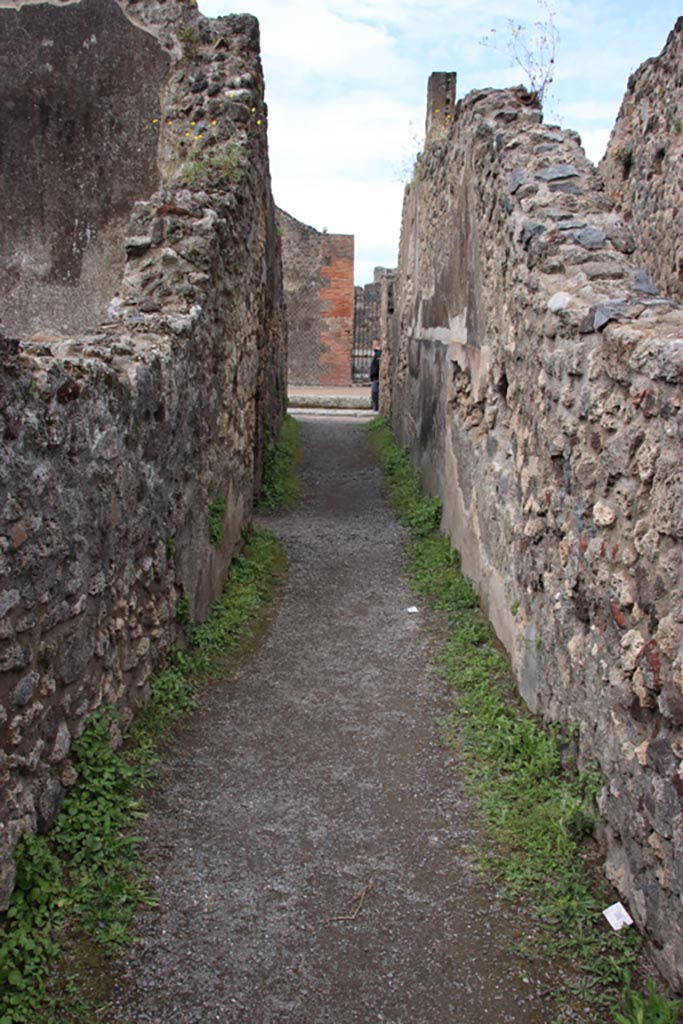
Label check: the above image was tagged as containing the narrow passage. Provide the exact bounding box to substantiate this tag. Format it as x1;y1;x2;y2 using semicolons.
112;418;550;1024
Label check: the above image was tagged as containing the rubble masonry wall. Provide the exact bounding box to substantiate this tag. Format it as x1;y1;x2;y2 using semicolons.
600;18;683;303
277;208;354;386
389;82;683;989
0;0;286;908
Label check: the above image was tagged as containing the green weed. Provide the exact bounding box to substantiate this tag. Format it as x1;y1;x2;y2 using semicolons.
365;416;441;535
0;834;63;1024
178;27;199;61
175;591;191;632
0;526;286;1024
364;415;678;1023
617;973;680;1024
259;414;301;512
178;144;244;186
208;496;226;547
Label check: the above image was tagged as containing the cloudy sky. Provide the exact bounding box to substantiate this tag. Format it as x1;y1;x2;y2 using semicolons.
196;0;681;284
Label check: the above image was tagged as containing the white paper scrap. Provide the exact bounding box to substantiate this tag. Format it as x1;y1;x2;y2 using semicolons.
602;902;633;931
407;606;419;614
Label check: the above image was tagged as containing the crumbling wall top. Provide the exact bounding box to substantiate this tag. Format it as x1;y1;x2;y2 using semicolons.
600;16;683;301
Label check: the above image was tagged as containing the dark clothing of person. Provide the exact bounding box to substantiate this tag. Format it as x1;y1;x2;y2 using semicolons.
370;351;380;411
371;380;379;411
370;351;380;382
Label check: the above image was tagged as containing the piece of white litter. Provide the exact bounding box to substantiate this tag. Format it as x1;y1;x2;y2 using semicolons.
603;902;633;931
407;606;419;614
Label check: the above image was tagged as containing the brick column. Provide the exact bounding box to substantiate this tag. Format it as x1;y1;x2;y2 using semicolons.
319;233;354;385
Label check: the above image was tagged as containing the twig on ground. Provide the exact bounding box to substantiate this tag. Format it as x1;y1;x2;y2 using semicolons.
327;882;373;923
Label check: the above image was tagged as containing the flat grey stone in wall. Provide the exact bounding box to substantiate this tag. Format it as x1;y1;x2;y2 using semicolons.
12;671;39;708
573;226;606;250
509;168;526;193
534;163;579;180
633;268;660;295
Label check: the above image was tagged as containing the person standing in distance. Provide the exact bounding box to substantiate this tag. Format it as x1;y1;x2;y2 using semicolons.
370;340;381;412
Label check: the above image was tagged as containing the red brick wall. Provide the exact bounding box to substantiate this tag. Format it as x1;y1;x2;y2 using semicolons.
320;234;354;385
277;208;354;386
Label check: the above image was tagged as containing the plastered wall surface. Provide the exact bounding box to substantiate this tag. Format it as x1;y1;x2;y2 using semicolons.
0;0;286;908
0;0;170;336
389;79;683;990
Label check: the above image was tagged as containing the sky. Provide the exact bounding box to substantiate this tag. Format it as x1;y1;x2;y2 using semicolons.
196;0;681;285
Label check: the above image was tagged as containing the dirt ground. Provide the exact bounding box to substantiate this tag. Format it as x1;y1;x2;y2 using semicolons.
110;417;555;1024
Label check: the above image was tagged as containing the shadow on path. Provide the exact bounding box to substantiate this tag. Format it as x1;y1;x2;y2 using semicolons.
112;418;551;1024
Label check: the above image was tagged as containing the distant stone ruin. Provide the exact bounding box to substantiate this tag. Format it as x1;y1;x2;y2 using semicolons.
0;0;286;909
277;208;354;386
354;268;396;381
386;67;683;991
277;207;395;386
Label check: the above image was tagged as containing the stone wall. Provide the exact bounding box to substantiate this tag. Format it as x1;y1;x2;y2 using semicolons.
277;209;354;386
425;72;457;144
388;77;683;990
354;268;395;382
377;269;397;414
0;0;286;909
601;18;683;302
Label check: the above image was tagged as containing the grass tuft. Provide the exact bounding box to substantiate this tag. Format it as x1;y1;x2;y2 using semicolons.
208;496;226;547
617;973;681;1024
259;414;302;512
177;143;244;186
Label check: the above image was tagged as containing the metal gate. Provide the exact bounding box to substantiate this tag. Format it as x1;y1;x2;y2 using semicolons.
352;283;380;381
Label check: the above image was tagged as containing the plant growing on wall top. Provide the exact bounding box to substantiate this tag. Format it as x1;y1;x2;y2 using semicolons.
482;0;560;107
178;142;245;186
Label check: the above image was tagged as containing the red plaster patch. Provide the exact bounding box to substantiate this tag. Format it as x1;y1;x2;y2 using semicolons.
610;603;627;630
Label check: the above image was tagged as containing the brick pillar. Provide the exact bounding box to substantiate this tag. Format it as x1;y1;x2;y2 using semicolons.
319;233;354;385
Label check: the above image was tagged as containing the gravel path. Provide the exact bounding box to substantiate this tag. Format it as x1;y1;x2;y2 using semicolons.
111;417;552;1024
